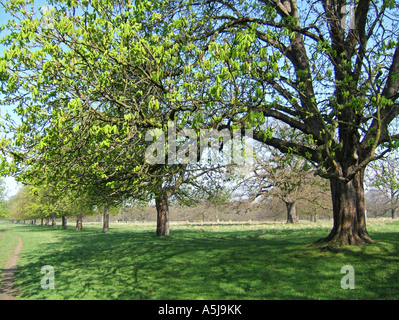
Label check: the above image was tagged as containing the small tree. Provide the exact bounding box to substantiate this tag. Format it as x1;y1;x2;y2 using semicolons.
0;178;9;219
366;154;399;219
234;143;331;223
8;186;34;222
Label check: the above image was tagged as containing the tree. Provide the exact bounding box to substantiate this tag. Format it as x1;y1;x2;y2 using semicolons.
0;178;9;218
182;0;399;246
0;0;168;233
366;154;399;219
232;142;331;223
8;185;34;222
74;196;94;230
49;188;95;230
6;181;95;228
0;0;230;236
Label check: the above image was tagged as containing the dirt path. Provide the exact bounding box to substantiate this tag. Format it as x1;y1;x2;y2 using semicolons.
0;234;23;300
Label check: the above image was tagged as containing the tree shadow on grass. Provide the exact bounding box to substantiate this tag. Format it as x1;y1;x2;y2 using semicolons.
12;224;399;300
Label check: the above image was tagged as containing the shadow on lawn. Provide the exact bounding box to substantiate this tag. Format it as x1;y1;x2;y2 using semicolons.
12;224;399;300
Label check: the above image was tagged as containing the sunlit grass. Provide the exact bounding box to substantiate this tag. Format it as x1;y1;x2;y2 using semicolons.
1;219;398;300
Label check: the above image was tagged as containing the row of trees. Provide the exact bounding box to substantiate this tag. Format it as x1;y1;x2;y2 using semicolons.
3;149;397;227
5;184;96;230
0;0;398;247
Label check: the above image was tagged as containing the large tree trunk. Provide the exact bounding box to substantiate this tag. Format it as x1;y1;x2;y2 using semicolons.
62;216;67;230
320;169;372;247
103;206;110;232
156;193;169;236
285;201;298;223
76;214;83;230
51;216;56;228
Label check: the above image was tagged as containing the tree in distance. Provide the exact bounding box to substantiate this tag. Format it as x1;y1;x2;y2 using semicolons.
366;153;399;219
230;138;331;224
0;178;10;219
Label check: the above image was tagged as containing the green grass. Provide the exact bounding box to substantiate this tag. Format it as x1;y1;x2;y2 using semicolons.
1;219;399;300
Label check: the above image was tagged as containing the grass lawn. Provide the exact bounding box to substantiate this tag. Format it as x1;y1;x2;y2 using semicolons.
1;219;399;300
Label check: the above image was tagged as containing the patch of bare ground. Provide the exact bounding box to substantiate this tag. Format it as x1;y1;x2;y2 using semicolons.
0;235;23;300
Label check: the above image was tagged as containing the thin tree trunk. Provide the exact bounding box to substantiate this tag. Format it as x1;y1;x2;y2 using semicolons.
45;218;49;226
52;216;56;228
156;193;169;236
285;201;298;223
62;216;67;229
310;213;318;222
390;189;396;219
320;168;372;247
76;214;83;230
103;206;110;232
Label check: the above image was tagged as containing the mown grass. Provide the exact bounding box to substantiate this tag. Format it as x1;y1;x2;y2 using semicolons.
1;219;399;300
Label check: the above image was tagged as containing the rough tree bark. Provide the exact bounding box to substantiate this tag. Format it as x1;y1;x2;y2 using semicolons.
62;216;67;229
285;201;298;223
156;193;170;236
76;214;83;230
103;206;110;232
320;168;372;247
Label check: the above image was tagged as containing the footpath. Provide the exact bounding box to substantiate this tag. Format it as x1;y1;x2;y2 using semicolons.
0;232;23;300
